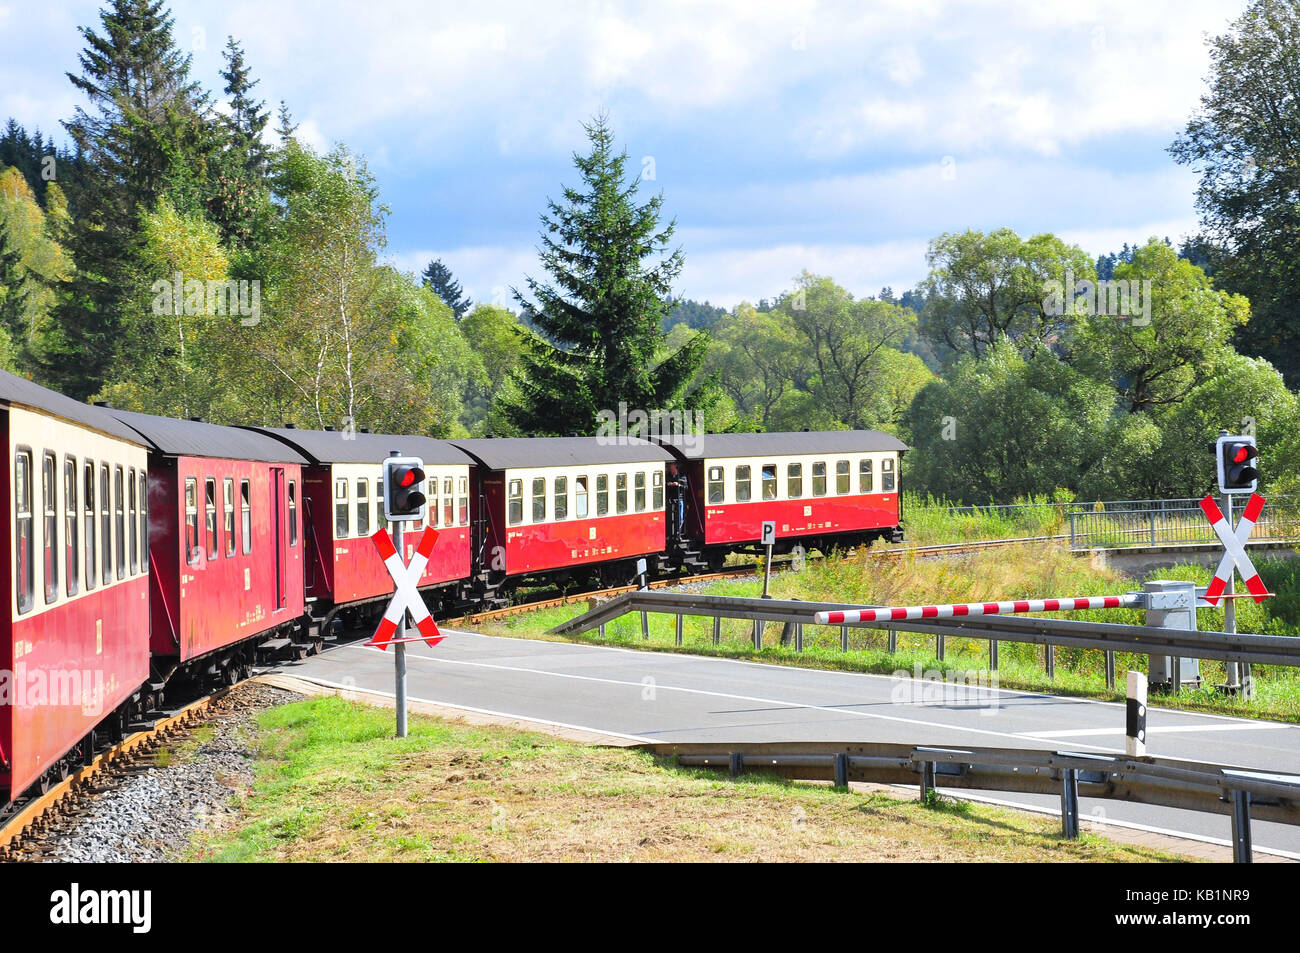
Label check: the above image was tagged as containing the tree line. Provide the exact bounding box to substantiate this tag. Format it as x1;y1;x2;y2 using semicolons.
2;0;1300;505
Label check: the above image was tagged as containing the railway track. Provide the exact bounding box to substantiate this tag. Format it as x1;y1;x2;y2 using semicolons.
0;689;236;860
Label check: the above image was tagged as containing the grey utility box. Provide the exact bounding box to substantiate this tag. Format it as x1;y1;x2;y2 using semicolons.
1145;579;1201;690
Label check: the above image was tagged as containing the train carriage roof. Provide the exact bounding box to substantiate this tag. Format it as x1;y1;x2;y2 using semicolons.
450;436;674;470
0;370;149;444
649;430;908;461
109;410;309;464
245;426;474;467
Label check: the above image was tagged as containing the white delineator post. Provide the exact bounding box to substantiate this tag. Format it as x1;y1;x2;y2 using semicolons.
1126;670;1147;757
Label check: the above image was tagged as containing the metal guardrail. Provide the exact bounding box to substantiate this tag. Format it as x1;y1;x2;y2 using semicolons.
650;740;1300;862
1068;504;1288;549
551;590;1300;674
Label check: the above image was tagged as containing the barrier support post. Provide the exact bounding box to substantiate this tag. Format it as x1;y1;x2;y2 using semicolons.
1061;768;1080;839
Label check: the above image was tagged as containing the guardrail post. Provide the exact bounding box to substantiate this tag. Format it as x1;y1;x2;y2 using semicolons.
795;622;804;652
919;761;936;802
840;625;849;652
1045;644;1055;680
1105;651;1115;690
640;610;649;641
936;632;945;662
1061;768;1080;839
675;614;683;647
989;640;999;671
729;752;743;779
887;627;897;654
712;615;721;646
833;753;848;789
598;622;606;639
1145;580;1199;693
1231;789;1252;863
752;619;763;650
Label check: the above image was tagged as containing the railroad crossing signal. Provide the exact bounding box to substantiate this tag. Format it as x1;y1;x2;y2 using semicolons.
366;526;443;650
384;455;427;521
1199;494;1269;605
1216;434;1258;494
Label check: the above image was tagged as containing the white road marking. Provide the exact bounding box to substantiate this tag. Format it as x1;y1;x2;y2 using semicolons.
351;643;1124;752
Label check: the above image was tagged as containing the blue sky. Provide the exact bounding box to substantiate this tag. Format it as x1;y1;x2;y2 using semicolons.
1;0;1240;310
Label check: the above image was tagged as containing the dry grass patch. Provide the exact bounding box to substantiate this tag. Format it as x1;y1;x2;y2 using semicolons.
190;696;1188;863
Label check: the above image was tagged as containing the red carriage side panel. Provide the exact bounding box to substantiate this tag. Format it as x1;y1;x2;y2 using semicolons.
168;457;305;662
504;511;665;575
703;493;899;545
147;459;181;655
3;400;150;797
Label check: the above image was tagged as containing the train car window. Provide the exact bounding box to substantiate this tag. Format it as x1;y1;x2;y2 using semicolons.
334;478;349;538
458;476;468;526
241;480;252;554
65;456;79;596
735;465;752;503
204;477;217;561
185;477;199;565
508;479;523;525
83;460;96;591
762;464;777;500
652;470;663;510
444;477;454;527
707;466;724;504
554;476;568;520
812;461;827;496
428;478;439;527
100;465;111;584
128;469;139;572
288;480;298;546
859;459;873;493
15;449;33;613
138;472;147;570
356;479;370;536
882;457;896;492
787;463;802;498
531;477;546;523
616;473;628;514
634;472;646;512
43;452;58;602
376;497;386;533
224;478;235;555
836;460;850;494
575;476;589;518
114;466;125;579
596;474;609;516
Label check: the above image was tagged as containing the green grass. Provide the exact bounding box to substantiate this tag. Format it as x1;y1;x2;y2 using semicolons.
483;544;1300;722
190;696;1188;862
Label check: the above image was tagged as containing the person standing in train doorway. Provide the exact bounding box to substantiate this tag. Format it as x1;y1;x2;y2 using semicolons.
667;462;689;537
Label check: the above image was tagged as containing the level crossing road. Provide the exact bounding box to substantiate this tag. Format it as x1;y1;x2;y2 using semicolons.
285;629;1300;858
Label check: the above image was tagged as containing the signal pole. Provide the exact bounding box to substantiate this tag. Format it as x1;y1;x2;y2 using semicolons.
390;450;409;737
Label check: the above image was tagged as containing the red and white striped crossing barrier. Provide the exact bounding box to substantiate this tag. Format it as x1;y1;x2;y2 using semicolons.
814;593;1140;626
1200;493;1269;605
366;527;443;650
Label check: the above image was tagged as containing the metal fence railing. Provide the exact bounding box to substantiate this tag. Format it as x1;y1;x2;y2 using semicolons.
1068;503;1289;549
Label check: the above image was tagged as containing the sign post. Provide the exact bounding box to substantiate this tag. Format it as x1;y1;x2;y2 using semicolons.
367;451;441;738
760;521;776;600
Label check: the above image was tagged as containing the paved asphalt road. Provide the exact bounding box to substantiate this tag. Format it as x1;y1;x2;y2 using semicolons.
283;629;1300;858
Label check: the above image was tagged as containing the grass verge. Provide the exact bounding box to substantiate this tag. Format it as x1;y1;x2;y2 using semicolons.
190;696;1187;863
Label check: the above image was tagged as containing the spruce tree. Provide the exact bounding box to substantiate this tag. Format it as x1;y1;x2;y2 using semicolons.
421;258;470;318
500;114;707;435
51;0;212;398
275;101;299;143
0;225;28;342
208;37;271;249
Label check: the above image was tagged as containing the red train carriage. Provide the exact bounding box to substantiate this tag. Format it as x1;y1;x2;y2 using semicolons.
2;372;151;798
451;437;675;595
649;430;907;569
248;428;474;625
109;411;309;678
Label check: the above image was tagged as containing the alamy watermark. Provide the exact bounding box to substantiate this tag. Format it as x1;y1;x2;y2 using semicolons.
596;402;704;455
1042;267;1151;326
151;272;261;326
0;664;107;715
890;663;1000;715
